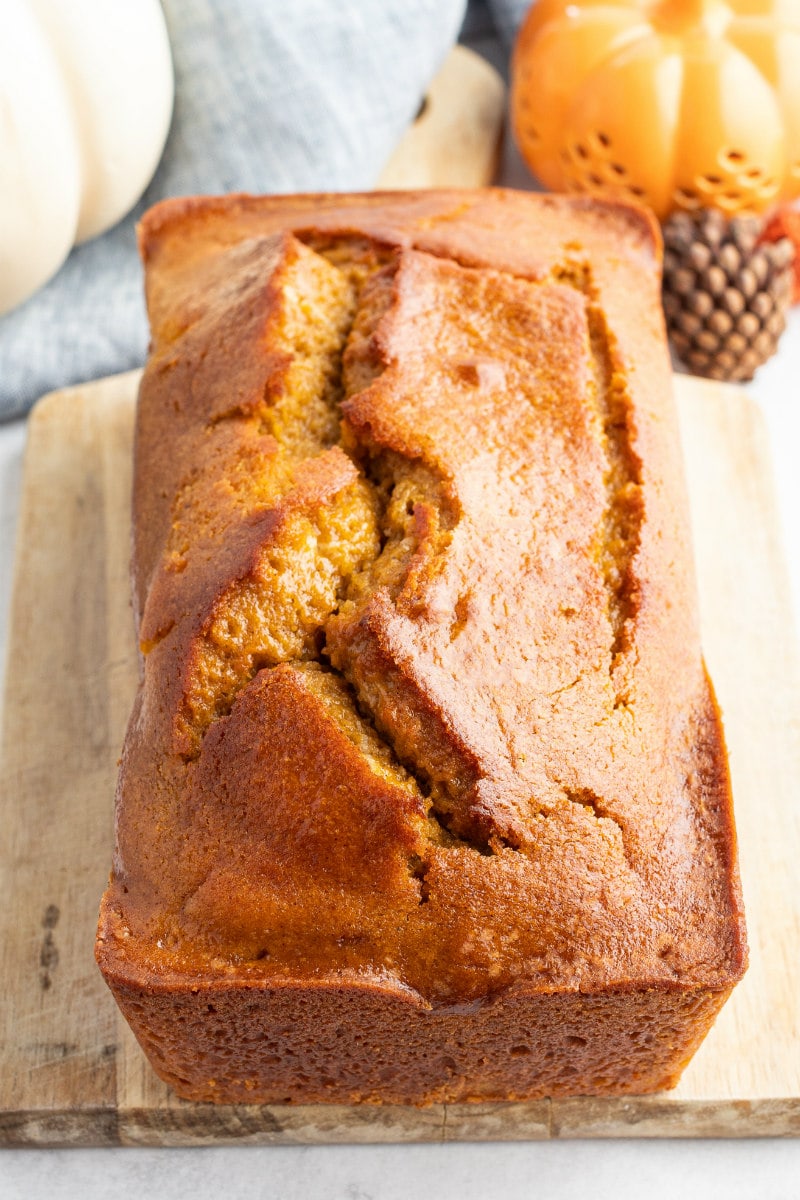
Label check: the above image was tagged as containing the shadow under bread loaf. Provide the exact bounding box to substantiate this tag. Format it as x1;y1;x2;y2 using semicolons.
96;190;747;1105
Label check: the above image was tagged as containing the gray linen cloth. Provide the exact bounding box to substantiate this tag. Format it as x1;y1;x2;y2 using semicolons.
486;0;531;45
0;0;469;419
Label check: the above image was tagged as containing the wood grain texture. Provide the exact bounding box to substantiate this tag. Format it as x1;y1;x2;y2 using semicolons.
0;371;798;1145
376;46;505;189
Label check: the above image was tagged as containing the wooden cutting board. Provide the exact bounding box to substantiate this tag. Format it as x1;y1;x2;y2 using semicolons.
1;370;799;1146
1;43;799;1146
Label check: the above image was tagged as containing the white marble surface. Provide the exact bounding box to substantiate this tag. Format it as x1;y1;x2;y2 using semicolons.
1;1138;800;1199
2;126;800;1200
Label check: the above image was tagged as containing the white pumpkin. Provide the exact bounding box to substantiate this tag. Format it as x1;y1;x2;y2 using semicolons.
0;0;173;316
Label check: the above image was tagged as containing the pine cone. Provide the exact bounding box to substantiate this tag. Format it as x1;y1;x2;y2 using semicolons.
662;209;794;383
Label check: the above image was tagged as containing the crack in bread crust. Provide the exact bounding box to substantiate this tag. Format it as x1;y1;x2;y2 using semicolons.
322;248;645;860
139;234;648;869
144;239;644;796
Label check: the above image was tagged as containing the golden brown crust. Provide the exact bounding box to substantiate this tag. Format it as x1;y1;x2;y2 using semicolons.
97;189;746;1104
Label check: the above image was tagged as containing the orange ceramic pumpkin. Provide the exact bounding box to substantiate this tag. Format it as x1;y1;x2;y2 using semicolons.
512;0;800;219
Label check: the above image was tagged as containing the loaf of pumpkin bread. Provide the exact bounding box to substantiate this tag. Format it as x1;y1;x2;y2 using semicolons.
96;190;746;1104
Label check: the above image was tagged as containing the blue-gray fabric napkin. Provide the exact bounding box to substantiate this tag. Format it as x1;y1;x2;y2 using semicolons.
486;0;531;45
